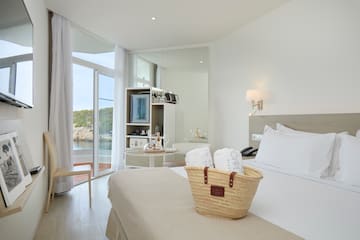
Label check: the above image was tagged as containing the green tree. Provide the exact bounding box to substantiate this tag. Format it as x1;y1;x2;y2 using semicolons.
73;108;113;134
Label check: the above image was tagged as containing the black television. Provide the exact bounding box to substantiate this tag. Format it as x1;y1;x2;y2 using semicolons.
0;0;33;108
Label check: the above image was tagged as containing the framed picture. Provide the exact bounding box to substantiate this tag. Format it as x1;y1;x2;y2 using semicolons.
9;132;32;186
130;94;150;123
129;137;148;149
0;133;26;207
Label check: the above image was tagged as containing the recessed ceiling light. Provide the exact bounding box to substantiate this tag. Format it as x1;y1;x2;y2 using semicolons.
151;17;157;21
199;60;204;64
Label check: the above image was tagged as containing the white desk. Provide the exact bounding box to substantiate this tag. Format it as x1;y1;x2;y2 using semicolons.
125;150;183;168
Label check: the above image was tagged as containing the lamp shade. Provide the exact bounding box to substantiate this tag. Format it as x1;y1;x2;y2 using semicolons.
246;89;262;102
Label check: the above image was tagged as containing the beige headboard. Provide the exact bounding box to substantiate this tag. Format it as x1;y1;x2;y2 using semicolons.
249;113;360;147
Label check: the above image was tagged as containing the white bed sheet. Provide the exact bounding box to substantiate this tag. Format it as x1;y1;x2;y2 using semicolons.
171;163;360;240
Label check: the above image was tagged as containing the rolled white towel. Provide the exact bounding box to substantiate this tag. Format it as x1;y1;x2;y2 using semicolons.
185;147;213;167
214;148;243;173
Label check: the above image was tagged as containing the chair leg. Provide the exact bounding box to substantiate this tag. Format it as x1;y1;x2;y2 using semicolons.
51;180;56;200
46;177;54;213
88;173;92;208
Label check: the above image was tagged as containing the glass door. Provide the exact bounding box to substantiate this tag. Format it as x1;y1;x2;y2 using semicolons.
72;64;94;184
94;73;114;176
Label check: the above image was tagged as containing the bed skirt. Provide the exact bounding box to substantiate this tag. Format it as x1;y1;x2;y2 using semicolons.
106;208;128;240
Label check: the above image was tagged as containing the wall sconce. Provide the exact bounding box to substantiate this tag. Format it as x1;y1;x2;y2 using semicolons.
246;89;263;115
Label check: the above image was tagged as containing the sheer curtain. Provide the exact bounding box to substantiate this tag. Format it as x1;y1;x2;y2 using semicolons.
111;45;127;170
49;14;73;193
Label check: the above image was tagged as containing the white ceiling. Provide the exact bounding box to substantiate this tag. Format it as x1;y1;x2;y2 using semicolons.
0;0;31;29
138;47;208;72
45;0;289;51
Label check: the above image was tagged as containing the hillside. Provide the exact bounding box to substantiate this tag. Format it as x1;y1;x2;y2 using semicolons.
73;108;113;141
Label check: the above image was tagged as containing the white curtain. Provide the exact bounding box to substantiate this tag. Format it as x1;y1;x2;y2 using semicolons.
111;45;127;170
49;14;73;193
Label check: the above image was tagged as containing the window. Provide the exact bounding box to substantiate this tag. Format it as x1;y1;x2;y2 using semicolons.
72;53;115;184
0;40;32;102
135;57;153;87
71;24;116;184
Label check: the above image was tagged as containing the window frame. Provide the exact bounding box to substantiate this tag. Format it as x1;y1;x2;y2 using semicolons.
134;56;152;87
72;56;115;177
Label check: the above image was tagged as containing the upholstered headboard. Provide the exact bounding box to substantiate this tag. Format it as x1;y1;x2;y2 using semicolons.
249;113;360;147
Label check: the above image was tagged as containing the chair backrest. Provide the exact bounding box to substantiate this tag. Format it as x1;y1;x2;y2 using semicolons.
43;132;58;174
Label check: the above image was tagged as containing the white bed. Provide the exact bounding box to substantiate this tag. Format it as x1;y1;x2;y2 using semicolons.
107;114;360;239
107;164;360;240
172;161;360;240
106;167;302;240
245;161;360;240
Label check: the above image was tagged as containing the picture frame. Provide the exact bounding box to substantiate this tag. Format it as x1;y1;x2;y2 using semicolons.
0;132;26;207
130;94;150;123
8;132;32;186
129;137;148;149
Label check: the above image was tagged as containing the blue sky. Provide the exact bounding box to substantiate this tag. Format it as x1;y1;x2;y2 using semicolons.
0;40;32;58
72;51;115;111
0;39;115;111
0;40;32;104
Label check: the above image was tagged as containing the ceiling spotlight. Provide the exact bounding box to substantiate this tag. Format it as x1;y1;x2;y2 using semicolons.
151;17;157;21
199;60;204;64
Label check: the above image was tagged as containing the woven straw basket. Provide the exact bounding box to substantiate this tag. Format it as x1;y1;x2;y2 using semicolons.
185;166;263;219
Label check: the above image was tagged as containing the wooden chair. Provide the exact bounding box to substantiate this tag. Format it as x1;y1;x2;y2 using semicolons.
43;132;92;213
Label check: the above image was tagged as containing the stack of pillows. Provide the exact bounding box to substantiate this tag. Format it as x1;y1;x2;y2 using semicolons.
255;123;360;187
185;147;243;174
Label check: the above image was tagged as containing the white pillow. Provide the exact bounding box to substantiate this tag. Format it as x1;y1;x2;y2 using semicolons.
356;129;360;138
276;123;346;177
214;148;243;173
185;147;213;167
336;135;360;186
276;123;310;135
256;126;336;177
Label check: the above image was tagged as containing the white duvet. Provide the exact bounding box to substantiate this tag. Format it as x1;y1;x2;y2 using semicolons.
171;162;360;240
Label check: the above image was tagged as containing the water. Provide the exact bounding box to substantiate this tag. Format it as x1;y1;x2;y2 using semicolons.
73;140;112;164
73;140;112;150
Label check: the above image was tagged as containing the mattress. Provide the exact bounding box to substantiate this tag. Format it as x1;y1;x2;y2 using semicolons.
107;167;302;240
172;162;360;239
244;161;360;240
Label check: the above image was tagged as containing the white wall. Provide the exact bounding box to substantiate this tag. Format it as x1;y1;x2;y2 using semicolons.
209;0;360;150
161;70;208;142
0;0;49;239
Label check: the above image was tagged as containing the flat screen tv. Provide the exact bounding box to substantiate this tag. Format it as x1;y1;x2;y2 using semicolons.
0;0;33;108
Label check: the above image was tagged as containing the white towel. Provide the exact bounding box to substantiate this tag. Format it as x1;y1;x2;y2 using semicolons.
214;148;243;173
185;147;213;167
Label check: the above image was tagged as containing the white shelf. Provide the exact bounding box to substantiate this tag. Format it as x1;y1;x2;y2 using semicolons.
126;135;165;139
126;135;150;138
126;123;150;126
126;87;151;91
0;167;45;218
151;102;165;105
126;88;175;155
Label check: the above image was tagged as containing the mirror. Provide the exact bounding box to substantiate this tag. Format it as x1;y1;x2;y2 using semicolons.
0;0;33;108
129;47;209;143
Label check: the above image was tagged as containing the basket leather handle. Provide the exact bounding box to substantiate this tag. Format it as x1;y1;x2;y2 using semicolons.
204;167;209;184
204;167;236;188
229;172;236;188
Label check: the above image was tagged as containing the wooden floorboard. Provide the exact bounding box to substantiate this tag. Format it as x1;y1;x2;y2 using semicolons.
34;175;111;240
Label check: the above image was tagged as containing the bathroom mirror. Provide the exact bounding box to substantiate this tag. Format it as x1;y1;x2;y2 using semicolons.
0;0;33;108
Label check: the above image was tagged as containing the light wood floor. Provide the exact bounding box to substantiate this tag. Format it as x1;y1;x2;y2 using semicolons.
34;175;111;240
